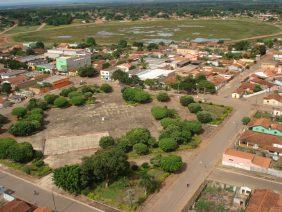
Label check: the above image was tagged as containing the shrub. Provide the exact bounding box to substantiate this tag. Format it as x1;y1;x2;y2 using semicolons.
133;143;149;155
7;142;34;163
44;94;59;105
159;138;178;152
53;165;85;194
180;95;194;106
9;120;39;136
125;128;154;146
159;125;192;145
160;155;183;172
156;92;170;102
83;92;93;99
122;87;151;104
30;108;43;115
12;107;27;118
183;120;202;134
27;98;48;111
100;83;113;93
70;96;86;106
150;154;162;167
81;86;93;94
242;117;251;125
68;91;82;98
160;118;180;128
99;136;115;149
0;138;17;159
54;97;69;108
197;111;213;123
116;138;132;153
60;87;77;97
188;103;202;113
151;106;176;120
78;67;98;78
0;114;8;126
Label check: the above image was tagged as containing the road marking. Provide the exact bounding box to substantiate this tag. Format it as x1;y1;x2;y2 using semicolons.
214;167;282;186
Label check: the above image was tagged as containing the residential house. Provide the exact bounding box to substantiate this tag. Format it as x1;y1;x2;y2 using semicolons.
0;199;35;212
248;117;282;137
30;75;72;94
0;70;27;79
222;148;271;171
263;93;282;107
246;189;282;212
116;63;132;72
238;130;282;156
3;75;29;88
232;82;255;98
100;67;117;81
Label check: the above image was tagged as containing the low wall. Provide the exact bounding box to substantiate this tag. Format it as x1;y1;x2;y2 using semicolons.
242;89;270;98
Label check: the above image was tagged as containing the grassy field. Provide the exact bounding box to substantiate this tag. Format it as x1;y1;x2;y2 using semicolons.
10;18;281;45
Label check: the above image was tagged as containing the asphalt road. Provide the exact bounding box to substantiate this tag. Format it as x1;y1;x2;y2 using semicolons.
0;170;101;212
141;53;273;212
209;167;282;192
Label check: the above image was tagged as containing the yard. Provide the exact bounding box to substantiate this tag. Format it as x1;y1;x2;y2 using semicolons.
9;18;281;45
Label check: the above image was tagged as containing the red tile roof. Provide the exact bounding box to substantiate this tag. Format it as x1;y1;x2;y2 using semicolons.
224;148;271;168
0;199;33;212
246;189;282;212
239;130;282;153
264;93;282;102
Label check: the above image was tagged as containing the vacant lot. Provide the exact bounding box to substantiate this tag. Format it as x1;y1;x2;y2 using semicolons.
11;18;281;45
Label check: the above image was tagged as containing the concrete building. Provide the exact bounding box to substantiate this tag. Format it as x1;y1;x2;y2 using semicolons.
222;148;271;171
100;67;117;81
263;93;282;107
56;54;91;72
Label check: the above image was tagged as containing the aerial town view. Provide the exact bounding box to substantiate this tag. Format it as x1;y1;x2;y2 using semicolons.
0;0;281;211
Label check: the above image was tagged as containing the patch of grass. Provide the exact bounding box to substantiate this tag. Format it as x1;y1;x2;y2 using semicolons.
0;159;52;177
200;103;232;125
12;18;281;45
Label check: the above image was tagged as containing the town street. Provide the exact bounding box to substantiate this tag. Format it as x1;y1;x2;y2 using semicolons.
0;170;101;212
209;167;282;192
140;53;273;212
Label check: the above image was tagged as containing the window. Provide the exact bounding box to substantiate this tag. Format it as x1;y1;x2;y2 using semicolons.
229;159;233;161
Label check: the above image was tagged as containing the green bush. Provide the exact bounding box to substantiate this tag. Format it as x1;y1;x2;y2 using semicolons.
83;92;93;99
160;155;183;172
242;117;251;125
180;95;194;106
159;138;178;152
99;136;115;149
78;67;98;78
100;83;113;93
122;87;151;104
0;138;17;159
9;120;39;136
70;96;86;106
7;142;34;163
197;111;213;123
54;97;69;108
150;154;162;167
133;143;149;155
68;91;82;98
188;103;202;113
160;118;179;128
0;114;8;126
182;120;202;134
151;106;176;120
60;87;77;97
159;125;192;145
156;92;170;102
27;98;49;111
125;128;155;147
44;94;59;105
12;107;27;118
30;108;43;115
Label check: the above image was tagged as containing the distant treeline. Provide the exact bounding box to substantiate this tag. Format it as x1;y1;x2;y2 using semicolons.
0;1;281;27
